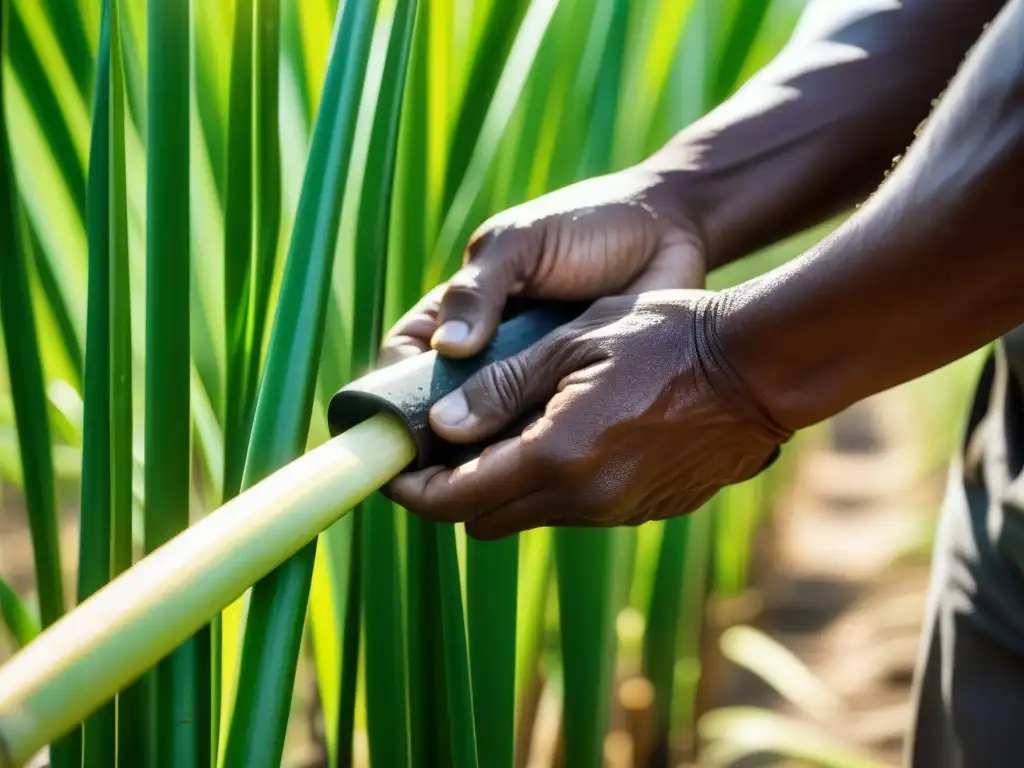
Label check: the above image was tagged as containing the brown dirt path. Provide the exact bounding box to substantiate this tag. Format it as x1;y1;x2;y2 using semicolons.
710;389;943;767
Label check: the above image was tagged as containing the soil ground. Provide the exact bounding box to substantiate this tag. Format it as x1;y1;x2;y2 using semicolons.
710;388;943;767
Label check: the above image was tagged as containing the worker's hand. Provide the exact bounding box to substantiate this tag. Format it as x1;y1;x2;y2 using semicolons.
380;169;705;365
384;291;791;539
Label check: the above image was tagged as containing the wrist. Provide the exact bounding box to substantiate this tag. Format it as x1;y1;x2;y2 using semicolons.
707;273;856;433
635;150;731;271
690;292;793;445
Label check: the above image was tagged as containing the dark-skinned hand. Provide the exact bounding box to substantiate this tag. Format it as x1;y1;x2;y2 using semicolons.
379;169;704;366
379;163;792;540
384;291;790;540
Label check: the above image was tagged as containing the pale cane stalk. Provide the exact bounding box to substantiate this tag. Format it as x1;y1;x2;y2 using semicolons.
0;413;414;768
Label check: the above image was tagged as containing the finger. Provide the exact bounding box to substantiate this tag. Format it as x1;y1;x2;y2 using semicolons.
380;285;446;365
625;230;705;292
432;228;541;358
379;334;430;367
465;491;561;540
384;436;537;523
429;326;595;444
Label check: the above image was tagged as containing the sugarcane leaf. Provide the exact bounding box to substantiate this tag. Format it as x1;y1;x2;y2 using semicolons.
428;0;562;285
643;516;692;735
143;0;208;764
223;1;378;764
222;0;256;503
78;2;117;761
709;0;773;104
440;0;529;212
0;0;65;631
0;578;38;649
468;537;517;768
349;3;417;767
555;528;620;768
437;523;478;768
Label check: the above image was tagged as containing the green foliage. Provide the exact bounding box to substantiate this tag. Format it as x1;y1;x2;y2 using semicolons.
0;576;39;648
0;0;882;765
224;0;378;763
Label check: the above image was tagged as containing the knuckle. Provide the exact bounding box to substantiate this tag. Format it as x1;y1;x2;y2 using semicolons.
478;356;529;412
466;219;514;262
439;283;490;325
466;223;498;259
443;275;487;304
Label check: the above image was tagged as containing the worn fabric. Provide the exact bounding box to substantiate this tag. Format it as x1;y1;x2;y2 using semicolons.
909;329;1024;766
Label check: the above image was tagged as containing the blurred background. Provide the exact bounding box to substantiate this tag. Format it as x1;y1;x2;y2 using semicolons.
0;0;991;765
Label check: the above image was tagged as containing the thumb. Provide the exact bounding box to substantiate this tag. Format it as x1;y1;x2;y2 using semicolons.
429;330;569;443
431;228;541;358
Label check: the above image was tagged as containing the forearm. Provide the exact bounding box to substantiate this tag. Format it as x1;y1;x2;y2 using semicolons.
714;0;1024;431
642;0;1005;268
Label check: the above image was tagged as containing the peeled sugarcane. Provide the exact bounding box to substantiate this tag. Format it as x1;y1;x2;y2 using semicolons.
0;305;581;767
0;414;413;768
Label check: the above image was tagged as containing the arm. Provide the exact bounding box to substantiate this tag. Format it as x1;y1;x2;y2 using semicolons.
388;0;1024;539
382;0;1005;364
716;0;1024;430
649;0;1007;268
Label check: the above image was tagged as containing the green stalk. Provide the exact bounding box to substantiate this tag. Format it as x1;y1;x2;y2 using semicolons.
78;2;115;762
437;524;479;768
386;10;451;767
359;496;408;766
5;6;87;223
428;0;562;285
222;0;281;505
144;1;203;765
193;2;230;206
107;4;140;764
523;0;605;195
709;0;772;105
441;0;528;211
336;512;362;768
222;2;377;764
643;516;692;738
407;520;452;767
468;538;517;768
385;0;428;323
38;0;94;99
0;0;65;632
222;0;256;504
556;529;619;768
244;0;282;473
514;528;552;706
0;578;39;649
24;221;83;391
580;0;630;177
0;413;416;768
349;3;417;766
216;2;282;749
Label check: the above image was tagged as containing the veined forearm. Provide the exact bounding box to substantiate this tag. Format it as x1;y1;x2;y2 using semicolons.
716;0;1024;431
642;0;1006;268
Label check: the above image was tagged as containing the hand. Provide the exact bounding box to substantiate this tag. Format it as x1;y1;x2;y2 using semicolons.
385;291;791;539
380;169;705;366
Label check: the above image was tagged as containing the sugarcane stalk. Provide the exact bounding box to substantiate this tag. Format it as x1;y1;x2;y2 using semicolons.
0;413;414;768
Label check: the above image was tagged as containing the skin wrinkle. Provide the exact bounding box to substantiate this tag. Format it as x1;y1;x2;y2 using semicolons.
381;0;1018;538
387;292;783;537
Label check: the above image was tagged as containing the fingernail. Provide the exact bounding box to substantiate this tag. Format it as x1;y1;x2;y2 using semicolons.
433;320;470;347
432;390;469;427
